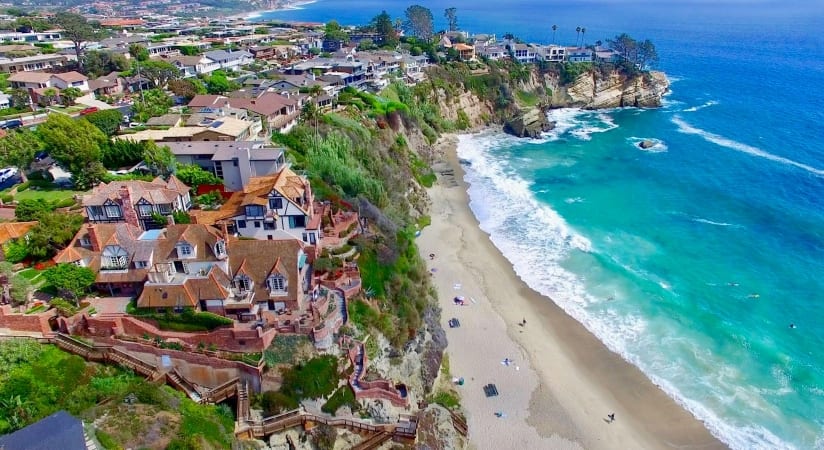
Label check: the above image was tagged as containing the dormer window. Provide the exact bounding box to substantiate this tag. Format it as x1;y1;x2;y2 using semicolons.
177;243;193;258
138;204;153;217
105;204;122;218
233;275;251;292
245;205;265;217
269;198;282;210
267;274;286;292
101;245;128;270
214;239;226;258
79;237;91;247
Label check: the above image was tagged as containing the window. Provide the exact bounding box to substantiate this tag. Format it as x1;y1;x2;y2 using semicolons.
214;240;226;257
135;261;148;268
234;276;251;291
138;204;153;217
288;215;306;228
105;205;122;218
264;222;275;230
157;204;172;214
73;259;83;267
79;237;91;247
89;206;104;217
302;233;308;242
237;220;247;228
268;275;286;292
214;163;224;178
178;244;192;257
254;221;261;228
309;233;316;245
106;255;127;269
102;246;128;269
245;205;265;217
269;198;283;209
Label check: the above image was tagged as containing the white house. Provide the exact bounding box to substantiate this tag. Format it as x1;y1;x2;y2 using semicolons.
203;50;253;71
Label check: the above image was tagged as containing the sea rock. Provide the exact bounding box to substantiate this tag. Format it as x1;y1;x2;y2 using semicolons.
503;107;554;138
557;70;670;108
638;140;655;149
415;404;464;450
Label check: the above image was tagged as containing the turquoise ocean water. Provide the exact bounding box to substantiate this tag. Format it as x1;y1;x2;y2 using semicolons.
255;2;824;448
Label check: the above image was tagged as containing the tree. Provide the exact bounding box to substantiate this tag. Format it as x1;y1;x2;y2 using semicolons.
53;12;95;70
581;27;587;47
101;139;145;169
2;240;28;264
128;43;149;62
84;109;123;136
40;87;57;106
444;7;458;32
168;79;206;100
552;24;558;44
82;50;128;78
14;199;54;221
8;274;31;306
0;129;41;171
139;59;180;89
372;11;398;47
205;70;235;94
60;87;82;106
637;39;659;69
323;20;349;44
575;26;581;47
25;212;84;260
142;142;176;177
176;164;221;190
43;264;96;302
10;88;30;110
403;5;435;41
132;88;173;122
37;113;108;189
310;424;337;450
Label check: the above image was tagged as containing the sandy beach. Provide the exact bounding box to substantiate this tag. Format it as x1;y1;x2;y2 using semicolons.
416;134;727;450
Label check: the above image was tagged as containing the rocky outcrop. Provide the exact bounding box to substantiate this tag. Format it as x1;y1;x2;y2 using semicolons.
415;404;465;450
503;107;555;138
551;70;669;109
436;90;494;128
638;139;655;149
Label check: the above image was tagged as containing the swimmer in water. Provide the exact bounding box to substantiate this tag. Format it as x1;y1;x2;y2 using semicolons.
748;293;760;299
727;282;740;287
789;323;796;329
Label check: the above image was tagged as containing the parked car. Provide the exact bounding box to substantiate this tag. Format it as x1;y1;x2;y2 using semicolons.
79;107;99;116
0;119;23;130
34;151;49;162
0;167;18;182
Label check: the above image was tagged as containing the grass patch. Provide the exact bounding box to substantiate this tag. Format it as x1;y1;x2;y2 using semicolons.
279;355;339;400
416;215;431;230
95;429;120;450
17;268;43;281
321;385;360;416
264;334;310;366
24;304;47;314
155;321;209;332
11;188;83;203
515;90;540;107
178;397;234;448
429;390;461;410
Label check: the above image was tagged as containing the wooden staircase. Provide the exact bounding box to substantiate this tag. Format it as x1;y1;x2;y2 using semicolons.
449;410;468;437
236;382;250;422
351;431;392;450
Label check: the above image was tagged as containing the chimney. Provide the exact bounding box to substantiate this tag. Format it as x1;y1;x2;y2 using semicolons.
238;147;252;189
87;225;101;252
167;214;175;225
118;186;140;228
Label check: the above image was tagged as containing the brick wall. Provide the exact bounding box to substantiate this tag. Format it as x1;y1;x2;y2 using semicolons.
0;305;55;334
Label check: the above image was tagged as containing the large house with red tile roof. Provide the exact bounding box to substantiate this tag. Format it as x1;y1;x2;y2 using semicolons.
54;223;309;317
81;176;192;231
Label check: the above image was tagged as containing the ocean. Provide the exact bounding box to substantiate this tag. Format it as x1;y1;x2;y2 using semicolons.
254;2;824;448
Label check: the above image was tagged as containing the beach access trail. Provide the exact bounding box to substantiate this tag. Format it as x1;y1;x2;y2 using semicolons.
416;134;726;450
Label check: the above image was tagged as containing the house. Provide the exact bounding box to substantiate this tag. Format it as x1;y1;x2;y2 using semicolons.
207;168;319;246
203;49;253;71
119;116;258;143
82;176;192;230
166;141;287;192
452;43;476;61
88;72;125;96
508;43;536;64
250;45;276;60
0;53;68;73
188;92;300;134
0;410;86;450
54;222;156;295
8;71;89;91
0;30;63;44
595;48;621;63
50;71;90;91
283;58;368;90
161;54;219;77
477;45;505;61
566;47;594;63
545;45;566;62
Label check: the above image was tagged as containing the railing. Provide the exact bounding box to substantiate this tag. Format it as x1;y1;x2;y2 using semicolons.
203;377;240;404
241;408;419;439
449;410;468;437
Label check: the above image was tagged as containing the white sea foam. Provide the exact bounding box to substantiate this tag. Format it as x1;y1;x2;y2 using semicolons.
544;108;619;141
628;137;668;153
672;116;824;177
683;100;719;112
455;131;798;450
692;217;742;228
564;197;585;204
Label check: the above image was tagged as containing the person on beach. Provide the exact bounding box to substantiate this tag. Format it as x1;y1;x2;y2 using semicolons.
608;413;615;423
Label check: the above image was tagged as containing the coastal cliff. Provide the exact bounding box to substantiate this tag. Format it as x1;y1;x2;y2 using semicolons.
426;62;670;138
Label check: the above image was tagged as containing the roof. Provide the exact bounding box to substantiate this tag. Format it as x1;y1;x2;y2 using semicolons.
228;92;296;117
88;72;120;90
82;176;189;207
7;71;52;83
228;238;303;303
216;167;310;221
145;114;182;127
453;43;474;51
204;49;252;62
51;71;88;83
0;410;86;450
0;221;37;244
165;141;284;161
116;127;203;142
188;94;229;108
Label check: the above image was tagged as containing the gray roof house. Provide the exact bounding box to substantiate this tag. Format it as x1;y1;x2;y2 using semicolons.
0;410;87;450
203;50;253;71
166;141;286;192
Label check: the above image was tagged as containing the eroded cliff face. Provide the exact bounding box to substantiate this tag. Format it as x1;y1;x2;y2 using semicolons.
436;89;494;128
549;70;670;108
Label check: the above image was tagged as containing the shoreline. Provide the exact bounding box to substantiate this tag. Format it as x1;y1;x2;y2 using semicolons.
416;132;727;449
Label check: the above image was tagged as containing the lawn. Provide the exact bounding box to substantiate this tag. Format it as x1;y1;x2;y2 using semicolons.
11;188;83;203
515;90;540;107
17;268;44;282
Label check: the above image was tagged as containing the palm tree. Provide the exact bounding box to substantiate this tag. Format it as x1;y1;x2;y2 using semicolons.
575;26;582;47
581;27;587;47
552;24;558;44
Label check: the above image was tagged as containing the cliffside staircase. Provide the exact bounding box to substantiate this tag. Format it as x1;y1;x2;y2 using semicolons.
337;294;348;325
236;381;250;422
166;369;202;403
449;410;468;437
351;431;392;450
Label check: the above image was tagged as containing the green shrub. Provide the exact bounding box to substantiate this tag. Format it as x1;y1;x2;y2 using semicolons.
430;390;461;410
258;390;299;416
279;355;339;400
0;193;13;203
54;197;76;208
50;297;79;317
16;181;30;191
331;244;353;255
95;430;121;450
321;385;359;416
